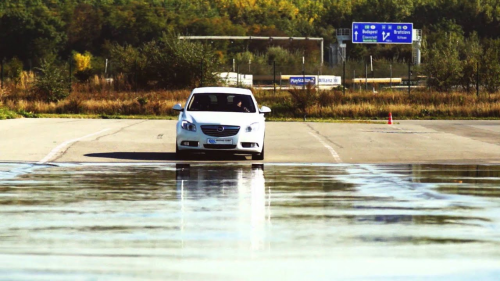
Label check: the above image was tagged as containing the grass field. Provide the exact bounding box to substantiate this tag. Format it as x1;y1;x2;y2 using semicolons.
1;83;500;120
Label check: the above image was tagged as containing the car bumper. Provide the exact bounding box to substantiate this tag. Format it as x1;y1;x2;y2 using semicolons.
176;129;264;154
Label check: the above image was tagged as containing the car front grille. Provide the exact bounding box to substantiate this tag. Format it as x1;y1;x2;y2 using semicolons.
201;125;240;137
204;144;237;149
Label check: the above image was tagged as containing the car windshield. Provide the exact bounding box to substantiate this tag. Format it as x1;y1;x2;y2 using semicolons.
187;93;256;113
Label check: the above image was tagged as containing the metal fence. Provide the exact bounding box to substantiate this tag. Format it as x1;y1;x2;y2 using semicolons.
0;56;420;92
215;59;421;92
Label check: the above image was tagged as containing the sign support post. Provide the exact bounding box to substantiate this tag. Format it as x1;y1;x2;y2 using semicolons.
302;56;305;90
273;60;276;95
365;64;368;90
342;60;346;95
408;61;411;96
476;62;479;97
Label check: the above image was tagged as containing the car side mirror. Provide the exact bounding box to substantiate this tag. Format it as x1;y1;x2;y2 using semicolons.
259;106;271;114
173;104;184;111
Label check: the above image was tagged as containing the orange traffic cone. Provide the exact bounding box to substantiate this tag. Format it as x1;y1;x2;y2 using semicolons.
388;112;393;125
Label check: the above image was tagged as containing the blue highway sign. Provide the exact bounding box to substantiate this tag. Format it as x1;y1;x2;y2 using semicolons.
352;22;413;44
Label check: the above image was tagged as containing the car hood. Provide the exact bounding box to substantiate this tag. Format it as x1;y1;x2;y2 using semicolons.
185;111;261;126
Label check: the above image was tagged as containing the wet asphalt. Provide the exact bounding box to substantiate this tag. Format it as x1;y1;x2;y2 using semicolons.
0;163;499;280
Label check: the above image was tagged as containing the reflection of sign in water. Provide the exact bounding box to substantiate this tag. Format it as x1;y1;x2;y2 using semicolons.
290;77;316;86
352;22;413;44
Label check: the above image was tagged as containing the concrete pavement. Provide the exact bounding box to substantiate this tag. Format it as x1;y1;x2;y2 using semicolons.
1;118;499;164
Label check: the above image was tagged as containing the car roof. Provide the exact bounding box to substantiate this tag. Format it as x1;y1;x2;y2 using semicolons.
192;87;253;95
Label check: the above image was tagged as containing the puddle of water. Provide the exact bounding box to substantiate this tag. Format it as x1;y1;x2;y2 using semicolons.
0;163;499;280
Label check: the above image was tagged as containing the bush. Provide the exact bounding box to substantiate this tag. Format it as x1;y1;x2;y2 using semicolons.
288;83;318;116
73;52;93;82
318;90;341;107
5;57;24;85
33;57;70;102
0;106;18;119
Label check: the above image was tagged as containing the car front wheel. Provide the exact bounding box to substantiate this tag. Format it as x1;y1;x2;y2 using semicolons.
176;144;188;159
252;144;264;160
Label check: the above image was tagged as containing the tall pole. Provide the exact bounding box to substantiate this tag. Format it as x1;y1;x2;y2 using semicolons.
320;39;324;70
108;61;112;80
370;55;373;78
105;59;108;77
1;58;4;89
342;60;346;95
134;59;137;92
237;64;240;87
353;70;356;91
200;59;203;87
365;64;368;90
69;58;72;94
390;64;392;88
408;61;411;96
476;61;479;97
273;60;276;95
302;56;305;90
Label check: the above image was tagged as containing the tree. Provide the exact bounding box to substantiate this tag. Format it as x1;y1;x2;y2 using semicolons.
109;34;220;89
66;3;103;53
481;39;500;93
459;33;482;93
73;51;93;82
33;56;70;102
0;4;66;63
423;21;464;92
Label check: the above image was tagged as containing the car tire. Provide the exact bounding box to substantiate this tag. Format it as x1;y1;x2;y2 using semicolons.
176;144;188;159
252;145;264;160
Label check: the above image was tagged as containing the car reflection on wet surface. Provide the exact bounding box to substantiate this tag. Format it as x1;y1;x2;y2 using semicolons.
0;163;499;280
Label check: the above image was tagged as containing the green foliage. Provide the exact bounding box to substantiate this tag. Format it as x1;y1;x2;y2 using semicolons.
459;33;481;93
422;20;500;93
17;109;39;118
33;57;70;102
481;39;500;93
2;0;500;91
0;106;18;119
423;31;463;92
0;3;66;62
4;57;24;84
137;96;149;107
110;34;219;89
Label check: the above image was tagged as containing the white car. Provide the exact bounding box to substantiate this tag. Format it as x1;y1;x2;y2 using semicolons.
173;87;271;160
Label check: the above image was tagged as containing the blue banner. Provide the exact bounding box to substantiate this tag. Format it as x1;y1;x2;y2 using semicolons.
290;76;316;86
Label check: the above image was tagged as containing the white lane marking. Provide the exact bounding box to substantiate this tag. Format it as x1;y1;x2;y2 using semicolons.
38;128;110;164
308;132;342;163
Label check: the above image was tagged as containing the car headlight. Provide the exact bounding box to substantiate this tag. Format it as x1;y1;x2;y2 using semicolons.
246;122;260;132
181;120;197;132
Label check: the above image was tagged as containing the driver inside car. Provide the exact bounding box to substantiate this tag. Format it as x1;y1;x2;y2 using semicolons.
232;96;250;112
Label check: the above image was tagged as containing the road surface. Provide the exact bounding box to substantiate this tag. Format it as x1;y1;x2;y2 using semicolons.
1;118;499;164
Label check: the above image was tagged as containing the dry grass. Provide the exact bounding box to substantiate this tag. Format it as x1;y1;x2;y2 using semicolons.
1;81;500;119
2;88;191;116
